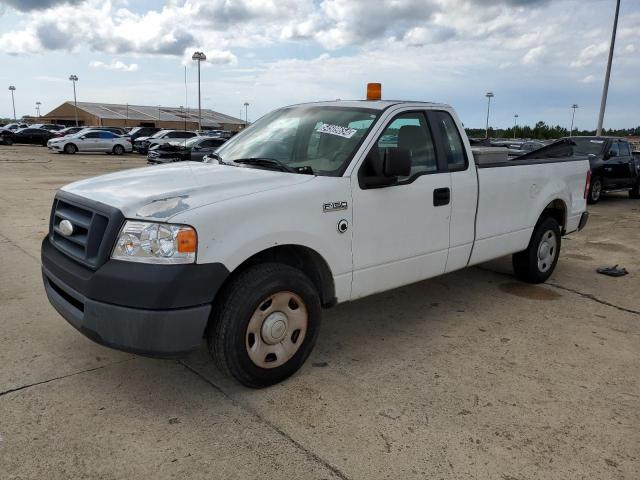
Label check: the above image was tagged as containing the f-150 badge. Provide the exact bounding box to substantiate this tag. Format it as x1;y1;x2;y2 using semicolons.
323;201;348;213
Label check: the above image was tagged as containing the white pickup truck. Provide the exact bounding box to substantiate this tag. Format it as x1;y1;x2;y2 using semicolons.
42;98;590;387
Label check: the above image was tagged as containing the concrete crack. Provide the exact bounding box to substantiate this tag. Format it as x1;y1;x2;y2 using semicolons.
179;360;352;480
475;266;640;316
0;357;136;397
0;232;40;263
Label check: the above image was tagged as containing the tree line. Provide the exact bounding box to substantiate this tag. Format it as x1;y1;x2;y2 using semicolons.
465;122;640;140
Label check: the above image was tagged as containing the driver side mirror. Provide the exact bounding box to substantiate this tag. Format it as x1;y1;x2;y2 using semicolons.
359;146;412;189
382;147;411;177
606;150;617;159
79;136;86;140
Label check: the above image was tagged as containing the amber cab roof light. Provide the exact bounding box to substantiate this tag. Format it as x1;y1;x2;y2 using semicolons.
366;83;382;101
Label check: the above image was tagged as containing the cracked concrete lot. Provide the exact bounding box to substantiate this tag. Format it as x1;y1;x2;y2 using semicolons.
1;145;639;479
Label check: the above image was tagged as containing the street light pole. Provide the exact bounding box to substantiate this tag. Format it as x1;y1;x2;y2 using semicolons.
244;102;249;125
485;91;494;139
191;51;206;131
8;86;16;121
69;75;79;126
570;104;579;137
596;0;620;136
513;114;518;139
36;101;41;117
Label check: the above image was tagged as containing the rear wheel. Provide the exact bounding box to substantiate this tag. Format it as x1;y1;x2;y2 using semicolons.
208;263;321;388
113;144;125;155
629;180;640;199
587;177;602;204
64;143;77;154
512;216;561;283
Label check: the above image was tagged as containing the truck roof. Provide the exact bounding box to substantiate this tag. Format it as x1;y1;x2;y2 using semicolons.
285;100;450;111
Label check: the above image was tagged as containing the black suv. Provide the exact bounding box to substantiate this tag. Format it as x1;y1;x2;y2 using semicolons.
567;136;640;203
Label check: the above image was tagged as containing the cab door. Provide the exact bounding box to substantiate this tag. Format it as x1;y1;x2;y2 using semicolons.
80;131;101;151
350;110;452;299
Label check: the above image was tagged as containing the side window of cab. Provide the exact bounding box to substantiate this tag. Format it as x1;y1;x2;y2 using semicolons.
431;111;467;171
377;112;437;181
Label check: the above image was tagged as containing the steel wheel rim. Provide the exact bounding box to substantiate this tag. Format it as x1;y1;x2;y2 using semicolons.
246;291;308;369
591;180;601;201
537;230;557;273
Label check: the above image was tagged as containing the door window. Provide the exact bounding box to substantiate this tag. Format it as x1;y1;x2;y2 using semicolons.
98;131;115;139
84;132;100;138
374;112;437;182
432;111;467;170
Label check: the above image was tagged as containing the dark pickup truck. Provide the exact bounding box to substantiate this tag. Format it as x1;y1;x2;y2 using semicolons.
564;136;640;203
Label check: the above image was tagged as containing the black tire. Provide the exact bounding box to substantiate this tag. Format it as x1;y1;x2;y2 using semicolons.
629;180;640;199
64;143;77;154
208;263;322;388
113;144;125;155
4;137;13;146
587;176;602;204
512;216;561;284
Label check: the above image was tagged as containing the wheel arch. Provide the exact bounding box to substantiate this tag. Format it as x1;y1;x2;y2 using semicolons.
219;244;336;309
539;198;567;234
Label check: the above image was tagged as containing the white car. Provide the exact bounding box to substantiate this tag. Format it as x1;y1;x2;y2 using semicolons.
47;130;132;155
41;96;590;387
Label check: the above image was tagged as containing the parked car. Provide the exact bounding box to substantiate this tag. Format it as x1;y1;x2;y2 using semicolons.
52;127;85;138
47;130;132;154
82;126;128;136
128;126;161;142
30;123;65;131
133;130;197;154
4;127;55;146
41;96;590;388
147;136;226;164
565;136;640;203
3;122;30;131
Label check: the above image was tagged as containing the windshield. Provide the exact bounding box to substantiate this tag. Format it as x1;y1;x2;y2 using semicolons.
214;106;380;176
572;138;606;156
151;130;170;138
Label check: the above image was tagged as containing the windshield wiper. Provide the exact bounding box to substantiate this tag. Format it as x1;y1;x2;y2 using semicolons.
232;157;298;173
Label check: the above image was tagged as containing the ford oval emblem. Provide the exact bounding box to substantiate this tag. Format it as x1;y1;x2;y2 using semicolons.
58;219;74;237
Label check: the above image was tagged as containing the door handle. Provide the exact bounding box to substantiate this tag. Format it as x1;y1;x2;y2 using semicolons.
433;187;450;207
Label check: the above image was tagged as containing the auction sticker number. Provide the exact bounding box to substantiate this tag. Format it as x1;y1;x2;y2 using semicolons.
317;123;357;139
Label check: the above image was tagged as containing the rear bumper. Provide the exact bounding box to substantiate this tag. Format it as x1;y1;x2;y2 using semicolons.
578;211;589;231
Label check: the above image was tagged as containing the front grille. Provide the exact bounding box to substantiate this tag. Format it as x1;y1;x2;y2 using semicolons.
49;192;124;270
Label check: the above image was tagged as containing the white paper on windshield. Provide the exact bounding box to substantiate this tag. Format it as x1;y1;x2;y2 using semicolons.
590;140;604;143
317;123;357;139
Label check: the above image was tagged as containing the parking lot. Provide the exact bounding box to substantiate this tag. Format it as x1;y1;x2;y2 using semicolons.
1;145;638;479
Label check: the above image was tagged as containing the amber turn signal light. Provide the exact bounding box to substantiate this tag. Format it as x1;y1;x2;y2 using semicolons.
176;228;197;253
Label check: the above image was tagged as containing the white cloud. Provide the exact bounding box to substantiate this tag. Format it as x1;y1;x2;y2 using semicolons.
89;60;138;71
522;46;545;65
570;42;608;68
581;74;595;83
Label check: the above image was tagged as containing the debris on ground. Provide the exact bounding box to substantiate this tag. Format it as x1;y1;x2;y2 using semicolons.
596;265;629;277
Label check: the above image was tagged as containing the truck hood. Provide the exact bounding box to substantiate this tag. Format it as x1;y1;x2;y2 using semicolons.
61;162;315;220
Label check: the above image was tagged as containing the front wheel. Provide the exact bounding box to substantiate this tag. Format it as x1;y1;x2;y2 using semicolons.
629;180;640;199
64;143;77;154
587;177;602;204
208;263;321;388
512;216;561;283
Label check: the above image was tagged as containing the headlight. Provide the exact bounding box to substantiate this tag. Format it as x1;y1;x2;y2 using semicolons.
111;221;197;264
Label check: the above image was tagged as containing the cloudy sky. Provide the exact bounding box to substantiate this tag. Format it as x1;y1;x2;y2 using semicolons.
0;0;638;129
